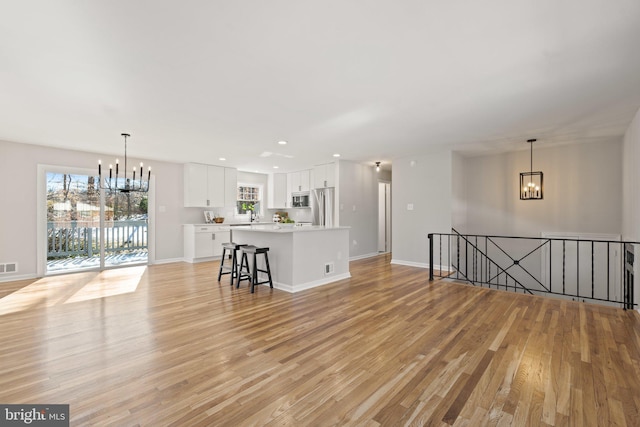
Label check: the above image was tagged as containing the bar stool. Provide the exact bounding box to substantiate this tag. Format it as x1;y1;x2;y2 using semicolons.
218;242;247;285
236;245;273;293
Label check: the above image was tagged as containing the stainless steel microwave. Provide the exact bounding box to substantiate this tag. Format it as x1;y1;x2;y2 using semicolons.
292;193;310;208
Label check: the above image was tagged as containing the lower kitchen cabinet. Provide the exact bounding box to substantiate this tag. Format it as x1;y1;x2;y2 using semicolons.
184;224;231;262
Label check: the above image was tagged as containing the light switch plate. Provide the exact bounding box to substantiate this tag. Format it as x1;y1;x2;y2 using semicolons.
407;203;414;211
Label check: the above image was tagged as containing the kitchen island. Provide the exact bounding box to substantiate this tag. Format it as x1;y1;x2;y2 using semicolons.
231;224;350;293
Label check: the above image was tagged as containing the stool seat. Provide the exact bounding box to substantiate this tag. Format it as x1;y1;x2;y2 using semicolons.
217;242;247;285
236;245;273;293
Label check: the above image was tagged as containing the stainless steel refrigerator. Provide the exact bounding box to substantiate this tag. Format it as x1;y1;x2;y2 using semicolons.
311;187;335;227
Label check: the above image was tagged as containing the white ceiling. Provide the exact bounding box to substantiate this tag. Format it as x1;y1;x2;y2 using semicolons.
1;1;639;172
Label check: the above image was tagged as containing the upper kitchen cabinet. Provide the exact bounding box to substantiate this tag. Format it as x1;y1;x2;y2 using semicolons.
268;173;287;208
287;169;311;193
313;162;336;188
300;169;311;192
224;167;237;208
184;163;237;208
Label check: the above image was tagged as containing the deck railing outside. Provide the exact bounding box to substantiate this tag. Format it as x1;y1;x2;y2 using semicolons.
47;219;148;259
428;230;637;309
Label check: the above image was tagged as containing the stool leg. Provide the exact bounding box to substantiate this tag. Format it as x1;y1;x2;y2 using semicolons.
229;249;237;286
236;252;249;289
251;252;258;293
217;247;227;281
264;252;273;288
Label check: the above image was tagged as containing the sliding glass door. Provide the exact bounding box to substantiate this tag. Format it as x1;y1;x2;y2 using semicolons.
45;170;148;274
104;187;148;268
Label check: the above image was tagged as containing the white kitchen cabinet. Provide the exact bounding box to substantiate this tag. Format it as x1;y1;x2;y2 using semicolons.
184;224;231;262
224;167;237;208
300;169;311;192
288;169;311;194
288;171;300;194
184;163;237;208
268;173;288;208
313;162;336;188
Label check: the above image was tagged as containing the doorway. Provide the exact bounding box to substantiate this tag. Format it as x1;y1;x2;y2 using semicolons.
39;165;150;275
378;182;391;253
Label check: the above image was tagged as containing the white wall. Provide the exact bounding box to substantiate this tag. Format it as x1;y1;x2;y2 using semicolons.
623;107;640;241
391;150;453;267
338;160;380;259
0;140;188;281
451;151;467;233
462;139;622;237
622;107;640;311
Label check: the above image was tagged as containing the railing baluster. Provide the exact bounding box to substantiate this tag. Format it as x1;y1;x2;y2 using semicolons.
549;240;552;294
428;233;434;281
439;233;442;278
456;235;460;280
607;242;610;302
563;240;566;295
465;238;469;281
448;234;451;277
577;241;580;300
591;240;595;299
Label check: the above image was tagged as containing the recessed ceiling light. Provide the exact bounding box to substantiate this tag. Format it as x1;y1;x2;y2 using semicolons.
273;166;279;169
333;153;340;157
278;140;287;145
219;157;226;161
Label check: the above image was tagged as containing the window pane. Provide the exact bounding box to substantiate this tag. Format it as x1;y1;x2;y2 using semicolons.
237;185;261;214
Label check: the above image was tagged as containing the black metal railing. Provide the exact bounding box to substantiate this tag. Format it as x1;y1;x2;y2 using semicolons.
428;230;637;309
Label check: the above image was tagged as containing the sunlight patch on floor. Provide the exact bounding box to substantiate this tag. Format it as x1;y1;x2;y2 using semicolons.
0;266;146;315
66;266;145;303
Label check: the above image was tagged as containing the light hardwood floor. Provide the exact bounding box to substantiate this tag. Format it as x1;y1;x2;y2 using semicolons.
1;254;640;426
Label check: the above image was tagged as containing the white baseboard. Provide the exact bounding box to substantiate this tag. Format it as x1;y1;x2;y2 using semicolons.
349;252;379;261
389;259;453;273
390;259;429;269
181;256;222;264
152;258;187;265
0;273;38;283
272;272;352;293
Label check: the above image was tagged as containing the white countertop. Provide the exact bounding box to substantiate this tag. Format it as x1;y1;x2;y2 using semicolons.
184;222;276;227
232;224;349;233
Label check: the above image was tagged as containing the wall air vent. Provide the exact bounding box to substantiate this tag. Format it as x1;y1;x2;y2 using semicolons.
0;263;17;274
324;262;334;275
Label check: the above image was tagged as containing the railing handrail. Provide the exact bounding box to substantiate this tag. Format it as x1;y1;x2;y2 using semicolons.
449;228;639;245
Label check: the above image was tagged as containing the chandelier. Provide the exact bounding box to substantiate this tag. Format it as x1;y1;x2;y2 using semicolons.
98;133;151;193
520;138;543;200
